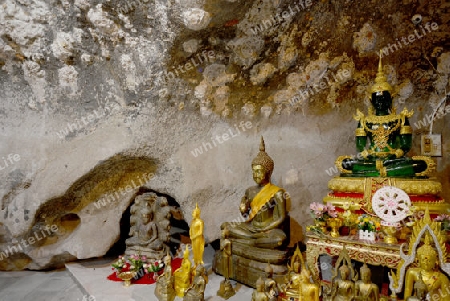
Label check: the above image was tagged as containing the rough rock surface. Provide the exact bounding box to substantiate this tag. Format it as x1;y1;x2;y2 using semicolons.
0;0;449;270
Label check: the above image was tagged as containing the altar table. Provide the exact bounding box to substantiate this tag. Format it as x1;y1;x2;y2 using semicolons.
305;233;402;284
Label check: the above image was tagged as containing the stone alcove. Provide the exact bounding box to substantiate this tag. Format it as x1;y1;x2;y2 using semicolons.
105;188;188;258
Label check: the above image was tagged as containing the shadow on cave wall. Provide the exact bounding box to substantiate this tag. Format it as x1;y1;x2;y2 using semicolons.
105;187;189;258
22;154;158;258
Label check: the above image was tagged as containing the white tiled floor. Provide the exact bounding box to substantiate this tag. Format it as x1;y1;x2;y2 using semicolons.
0;246;254;301
0;269;85;301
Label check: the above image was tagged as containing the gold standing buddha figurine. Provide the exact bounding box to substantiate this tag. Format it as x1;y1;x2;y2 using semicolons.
190;203;205;267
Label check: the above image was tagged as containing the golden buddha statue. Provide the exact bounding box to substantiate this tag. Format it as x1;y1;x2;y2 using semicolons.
213;137;290;287
264;263;278;301
217;233;235;300
184;264;207;301
298;267;320;301
355;263;379;301
389;208;450;300
190;203;204;267
174;247;192;297
252;277;270;301
331;264;355;301
155;254;176;301
404;234;450;301
282;245;303;300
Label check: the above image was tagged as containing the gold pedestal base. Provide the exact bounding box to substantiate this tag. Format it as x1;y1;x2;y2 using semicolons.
324;177;449;215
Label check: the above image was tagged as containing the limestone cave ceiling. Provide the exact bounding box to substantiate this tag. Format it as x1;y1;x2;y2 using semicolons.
1;0;449;119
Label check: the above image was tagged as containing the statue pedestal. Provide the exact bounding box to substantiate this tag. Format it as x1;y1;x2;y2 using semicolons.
212;242;288;288
323;177;450;215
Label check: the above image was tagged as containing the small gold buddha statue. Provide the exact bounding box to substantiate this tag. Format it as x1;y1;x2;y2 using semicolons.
282;245;302;299
190;203;205;267
281;245;319;301
252;277;270;301
406;273;427;301
331;264;355;301
174;247;192;297
355;263;379;301
299;267;320;301
155;254;176;301
184;264;207;301
263;263;278;301
217;233;235;300
404;234;450;301
214;137;290;287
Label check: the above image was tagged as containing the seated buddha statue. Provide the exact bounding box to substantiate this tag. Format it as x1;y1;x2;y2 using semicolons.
335;55;433;178
214;137;290;287
125;206;164;256
355;263;379;301
174;247;192;297
331;264;355;301
404;234;450;301
252;277;270;301
184;264;207;301
263;264;278;301
155;254;176;301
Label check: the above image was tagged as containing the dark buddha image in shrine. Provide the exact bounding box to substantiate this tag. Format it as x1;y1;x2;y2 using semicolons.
0;0;450;300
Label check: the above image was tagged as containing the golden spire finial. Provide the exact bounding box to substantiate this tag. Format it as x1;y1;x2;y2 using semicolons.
260;136;265;152
424;206;431;224
370;50;393;94
194;202;200;215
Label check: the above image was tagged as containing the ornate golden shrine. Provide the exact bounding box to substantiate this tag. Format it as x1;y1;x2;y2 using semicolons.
305;233;402;285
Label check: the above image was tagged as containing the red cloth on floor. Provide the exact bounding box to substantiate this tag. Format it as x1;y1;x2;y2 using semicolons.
107;257;182;285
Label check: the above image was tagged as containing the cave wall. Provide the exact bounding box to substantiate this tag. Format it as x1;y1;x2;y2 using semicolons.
0;0;449;270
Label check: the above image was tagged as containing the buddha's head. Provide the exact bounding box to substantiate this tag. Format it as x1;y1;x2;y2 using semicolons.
417;234;438;271
371;91;392;113
193;203;201;219
265;263;274;278
141;208;153;224
370;53;393;114
256;277;265;292
339;264;350;280
251;136;274;185
196;264;205;275
360;263;371;283
164;253;171;265
293;260;300;273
